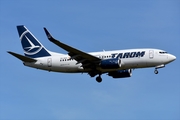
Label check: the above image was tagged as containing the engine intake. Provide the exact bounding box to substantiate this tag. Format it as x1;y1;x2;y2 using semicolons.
100;58;121;69
108;69;132;78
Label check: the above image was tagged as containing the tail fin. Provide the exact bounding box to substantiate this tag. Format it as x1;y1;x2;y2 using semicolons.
17;25;51;58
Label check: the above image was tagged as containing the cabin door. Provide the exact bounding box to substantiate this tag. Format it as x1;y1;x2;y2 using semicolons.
149;50;154;59
47;58;52;67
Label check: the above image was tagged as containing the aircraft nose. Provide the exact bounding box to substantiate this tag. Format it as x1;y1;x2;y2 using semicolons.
168;54;176;62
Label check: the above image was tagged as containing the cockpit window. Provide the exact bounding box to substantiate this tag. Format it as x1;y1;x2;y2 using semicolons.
159;51;168;54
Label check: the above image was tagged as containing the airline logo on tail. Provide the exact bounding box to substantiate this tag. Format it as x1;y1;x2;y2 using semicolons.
24;35;40;51
21;32;42;55
17;25;51;58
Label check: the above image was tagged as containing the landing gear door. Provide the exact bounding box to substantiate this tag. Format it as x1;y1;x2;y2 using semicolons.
149;50;154;59
47;58;52;67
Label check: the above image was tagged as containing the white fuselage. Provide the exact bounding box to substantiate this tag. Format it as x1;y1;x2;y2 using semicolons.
24;48;176;73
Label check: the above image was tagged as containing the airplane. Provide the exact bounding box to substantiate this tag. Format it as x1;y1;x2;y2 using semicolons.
8;25;176;83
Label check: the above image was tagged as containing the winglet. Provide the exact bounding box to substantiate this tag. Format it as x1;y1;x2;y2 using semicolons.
43;27;55;41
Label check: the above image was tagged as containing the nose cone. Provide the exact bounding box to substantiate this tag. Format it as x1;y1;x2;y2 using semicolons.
169;54;176;62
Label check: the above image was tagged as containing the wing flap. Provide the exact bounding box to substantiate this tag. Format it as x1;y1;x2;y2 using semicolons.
7;51;37;62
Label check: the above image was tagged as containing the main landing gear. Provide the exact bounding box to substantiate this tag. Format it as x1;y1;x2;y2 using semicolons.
88;71;102;83
96;75;102;83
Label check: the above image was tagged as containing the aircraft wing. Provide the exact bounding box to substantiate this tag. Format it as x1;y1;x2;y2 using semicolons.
44;28;101;68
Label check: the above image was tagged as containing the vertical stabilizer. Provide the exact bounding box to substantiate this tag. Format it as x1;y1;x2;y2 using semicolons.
17;25;51;58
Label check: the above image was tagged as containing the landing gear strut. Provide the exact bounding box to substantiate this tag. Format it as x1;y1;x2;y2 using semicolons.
96;75;102;83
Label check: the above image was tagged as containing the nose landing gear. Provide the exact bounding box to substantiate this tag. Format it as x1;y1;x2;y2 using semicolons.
154;69;158;74
154;64;165;74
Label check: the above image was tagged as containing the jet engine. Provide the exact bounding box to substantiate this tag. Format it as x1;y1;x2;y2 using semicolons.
108;69;132;78
100;58;121;69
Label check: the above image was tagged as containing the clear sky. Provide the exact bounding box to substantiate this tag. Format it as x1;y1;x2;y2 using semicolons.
0;0;180;120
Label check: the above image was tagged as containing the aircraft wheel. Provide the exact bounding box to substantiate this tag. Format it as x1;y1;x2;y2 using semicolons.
96;76;102;83
154;69;158;74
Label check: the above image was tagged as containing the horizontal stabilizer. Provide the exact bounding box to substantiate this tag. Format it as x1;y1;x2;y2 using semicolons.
7;51;37;62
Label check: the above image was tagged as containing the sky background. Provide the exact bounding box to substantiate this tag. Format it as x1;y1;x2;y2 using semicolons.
0;0;180;120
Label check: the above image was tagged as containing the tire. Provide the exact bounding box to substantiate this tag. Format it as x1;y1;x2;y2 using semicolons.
96;76;102;83
154;69;158;74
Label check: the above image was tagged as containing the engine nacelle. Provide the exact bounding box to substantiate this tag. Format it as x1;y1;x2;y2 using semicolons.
100;58;121;69
108;69;132;78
